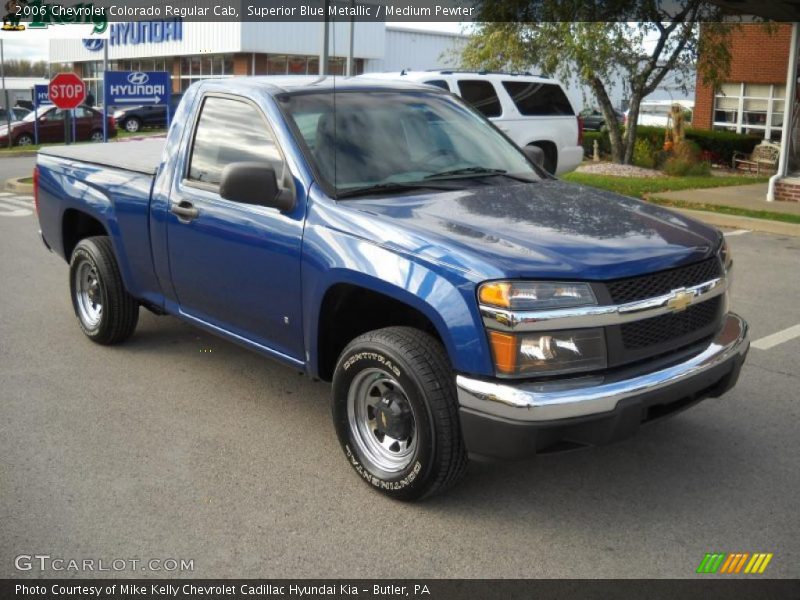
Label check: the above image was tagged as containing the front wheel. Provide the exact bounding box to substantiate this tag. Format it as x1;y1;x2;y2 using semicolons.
123;118;141;133
69;236;139;344
15;133;34;146
332;327;467;500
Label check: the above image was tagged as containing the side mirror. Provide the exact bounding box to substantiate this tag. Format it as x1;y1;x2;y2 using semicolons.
219;162;294;212
522;146;545;169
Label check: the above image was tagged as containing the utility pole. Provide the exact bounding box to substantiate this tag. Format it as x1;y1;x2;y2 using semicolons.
319;0;329;75
1;40;12;148
346;0;355;76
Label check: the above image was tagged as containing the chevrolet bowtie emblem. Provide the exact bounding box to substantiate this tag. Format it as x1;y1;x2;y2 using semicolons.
667;289;694;312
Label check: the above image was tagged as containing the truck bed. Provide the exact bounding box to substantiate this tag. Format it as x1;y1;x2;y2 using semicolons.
38;139;165;175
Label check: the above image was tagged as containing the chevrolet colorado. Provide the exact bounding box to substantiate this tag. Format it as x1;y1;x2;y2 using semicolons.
35;77;749;500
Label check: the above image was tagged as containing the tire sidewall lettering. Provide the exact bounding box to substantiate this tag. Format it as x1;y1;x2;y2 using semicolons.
342;351;402;378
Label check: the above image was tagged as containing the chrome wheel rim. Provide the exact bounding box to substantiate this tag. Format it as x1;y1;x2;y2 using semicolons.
125;120;139;132
18;136;32;146
74;260;102;328
90;132;103;142
347;368;417;473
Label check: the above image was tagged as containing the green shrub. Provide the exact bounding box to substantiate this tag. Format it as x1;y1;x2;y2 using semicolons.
583;131;611;157
684;129;761;165
632;138;657;169
583;125;759;167
663;140;710;176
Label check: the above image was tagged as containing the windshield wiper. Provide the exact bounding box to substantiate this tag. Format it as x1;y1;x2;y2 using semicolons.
336;181;456;199
424;166;535;183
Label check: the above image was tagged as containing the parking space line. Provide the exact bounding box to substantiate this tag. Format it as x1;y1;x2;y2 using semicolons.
752;324;800;350
0;192;12;197
1;197;33;208
723;230;751;237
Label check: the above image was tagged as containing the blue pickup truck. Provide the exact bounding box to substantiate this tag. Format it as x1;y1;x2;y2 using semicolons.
35;77;749;500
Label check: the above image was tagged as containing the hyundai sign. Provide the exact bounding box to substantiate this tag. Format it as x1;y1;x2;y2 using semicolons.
105;71;171;106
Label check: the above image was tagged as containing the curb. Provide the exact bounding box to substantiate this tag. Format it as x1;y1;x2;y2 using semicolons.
672;208;800;237
4;177;33;194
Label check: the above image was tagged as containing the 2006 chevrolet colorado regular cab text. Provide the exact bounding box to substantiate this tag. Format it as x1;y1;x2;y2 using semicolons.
35;77;750;500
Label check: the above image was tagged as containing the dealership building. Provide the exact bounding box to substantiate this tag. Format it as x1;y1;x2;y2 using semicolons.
48;21;468;103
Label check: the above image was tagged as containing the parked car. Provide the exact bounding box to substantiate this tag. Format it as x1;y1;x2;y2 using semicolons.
35;77;749;500
362;71;584;175
627;99;694;127
580;107;624;131
0;106;31;122
0;105;116;146
113;94;183;133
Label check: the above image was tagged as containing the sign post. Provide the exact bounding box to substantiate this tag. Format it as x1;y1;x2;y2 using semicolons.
49;73;86;145
33;84;52;146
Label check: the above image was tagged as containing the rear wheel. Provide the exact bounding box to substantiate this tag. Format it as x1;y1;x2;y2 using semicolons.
123;118;141;133
332;327;467;500
69;236;139;345
89;129;104;142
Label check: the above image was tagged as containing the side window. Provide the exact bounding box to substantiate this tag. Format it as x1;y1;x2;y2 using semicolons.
44;109;65;122
188;96;283;188
456;80;502;118
423;80;450;91
502;81;575;116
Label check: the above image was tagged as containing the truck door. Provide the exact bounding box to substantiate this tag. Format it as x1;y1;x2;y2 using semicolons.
164;94;305;362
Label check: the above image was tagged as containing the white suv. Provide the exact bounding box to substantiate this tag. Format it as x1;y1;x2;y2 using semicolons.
361;71;584;175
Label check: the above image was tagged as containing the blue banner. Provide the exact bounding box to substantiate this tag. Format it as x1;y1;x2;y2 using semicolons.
104;71;171;107
34;84;52;108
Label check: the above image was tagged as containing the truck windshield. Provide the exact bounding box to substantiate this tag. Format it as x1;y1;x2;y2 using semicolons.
280;91;539;197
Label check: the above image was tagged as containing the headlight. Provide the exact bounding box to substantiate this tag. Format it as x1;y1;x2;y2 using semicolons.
113;111;125;119
718;237;732;272
478;281;597;310
488;328;607;377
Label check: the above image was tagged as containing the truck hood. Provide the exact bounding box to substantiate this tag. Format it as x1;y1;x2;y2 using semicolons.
334;179;721;281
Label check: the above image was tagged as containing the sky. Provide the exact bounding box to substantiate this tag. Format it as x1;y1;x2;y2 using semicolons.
0;21;464;65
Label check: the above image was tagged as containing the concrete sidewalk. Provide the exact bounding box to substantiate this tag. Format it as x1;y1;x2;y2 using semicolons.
651;183;800;237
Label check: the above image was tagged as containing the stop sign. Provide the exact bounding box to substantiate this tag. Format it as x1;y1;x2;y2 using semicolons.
49;73;86;110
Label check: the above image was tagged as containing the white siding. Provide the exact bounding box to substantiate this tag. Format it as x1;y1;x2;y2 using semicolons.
50;22;242;62
240;21;384;59
364;27;466;72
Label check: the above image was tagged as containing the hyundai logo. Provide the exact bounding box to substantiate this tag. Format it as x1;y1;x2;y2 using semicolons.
127;72;150;85
82;39;105;52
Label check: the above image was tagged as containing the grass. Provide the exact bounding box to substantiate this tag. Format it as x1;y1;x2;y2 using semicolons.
17;176;33;184
561;171;799;225
648;197;800;225
561;171;770;200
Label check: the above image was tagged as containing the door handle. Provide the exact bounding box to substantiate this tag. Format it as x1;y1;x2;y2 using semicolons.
171;200;200;222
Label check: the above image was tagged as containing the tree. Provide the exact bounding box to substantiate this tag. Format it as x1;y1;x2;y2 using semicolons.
461;1;742;164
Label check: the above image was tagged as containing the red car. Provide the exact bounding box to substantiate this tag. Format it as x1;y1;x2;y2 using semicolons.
0;105;117;147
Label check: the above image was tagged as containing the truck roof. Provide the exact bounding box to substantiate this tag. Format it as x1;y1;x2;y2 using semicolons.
194;75;447;95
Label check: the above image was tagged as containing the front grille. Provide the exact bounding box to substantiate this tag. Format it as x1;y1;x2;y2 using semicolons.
607;258;722;304
620;296;723;349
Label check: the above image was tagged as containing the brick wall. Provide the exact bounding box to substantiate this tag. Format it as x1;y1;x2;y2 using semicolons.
694;24;792;130
774;179;800;202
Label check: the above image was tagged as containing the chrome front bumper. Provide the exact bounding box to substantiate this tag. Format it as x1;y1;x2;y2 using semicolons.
457;312;749;424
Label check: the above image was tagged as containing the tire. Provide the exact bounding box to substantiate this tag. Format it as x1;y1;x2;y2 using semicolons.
15;133;34;146
123;118;141;133
332;326;467;500
89;129;104;142
69;236;139;345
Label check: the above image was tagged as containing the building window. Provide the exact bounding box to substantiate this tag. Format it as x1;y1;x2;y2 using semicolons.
178;53;235;92
713;82;785;141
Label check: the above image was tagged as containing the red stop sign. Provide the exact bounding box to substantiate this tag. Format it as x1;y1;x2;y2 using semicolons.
49;73;86;109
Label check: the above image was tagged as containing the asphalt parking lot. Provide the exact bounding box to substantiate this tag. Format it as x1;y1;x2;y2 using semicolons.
1;195;798;579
